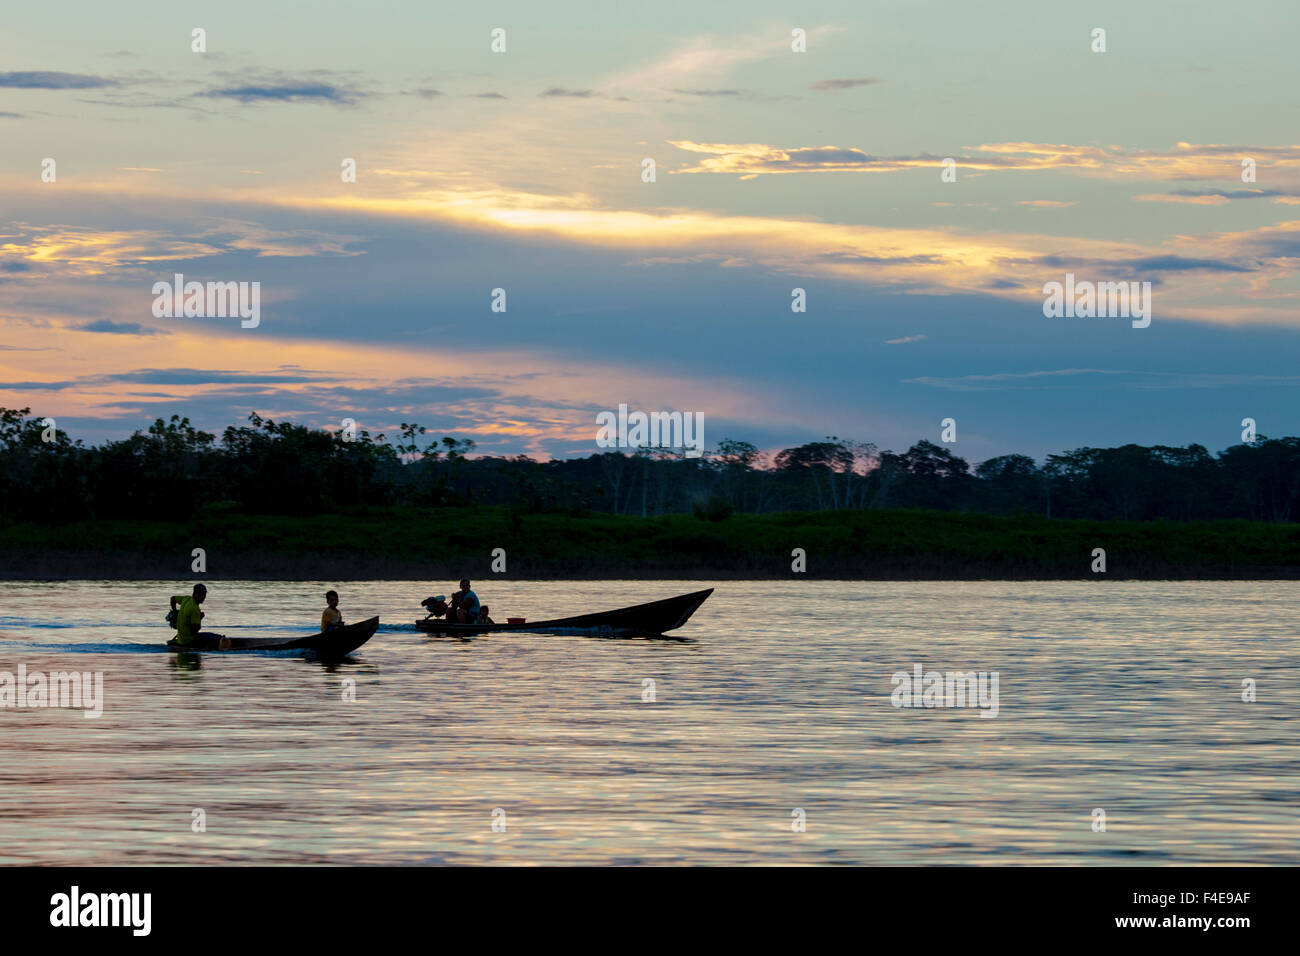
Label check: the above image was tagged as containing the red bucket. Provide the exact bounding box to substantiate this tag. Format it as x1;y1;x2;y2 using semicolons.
507;617;526;624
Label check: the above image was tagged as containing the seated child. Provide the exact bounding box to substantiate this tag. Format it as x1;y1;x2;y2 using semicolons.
321;589;345;632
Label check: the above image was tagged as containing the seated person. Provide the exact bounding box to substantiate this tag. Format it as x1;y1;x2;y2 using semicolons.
321;590;344;632
168;583;230;649
453;579;480;623
475;605;494;625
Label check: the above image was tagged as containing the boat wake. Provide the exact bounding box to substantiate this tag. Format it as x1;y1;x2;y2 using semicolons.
0;638;362;659
0;638;167;654
0;618;108;630
417;626;695;642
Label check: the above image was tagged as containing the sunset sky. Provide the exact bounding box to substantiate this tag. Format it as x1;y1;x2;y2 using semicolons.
2;0;1298;463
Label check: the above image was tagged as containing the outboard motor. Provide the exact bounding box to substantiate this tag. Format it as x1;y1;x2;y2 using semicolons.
421;595;449;618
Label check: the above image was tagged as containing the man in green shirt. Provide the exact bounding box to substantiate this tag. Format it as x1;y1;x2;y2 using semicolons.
170;584;210;646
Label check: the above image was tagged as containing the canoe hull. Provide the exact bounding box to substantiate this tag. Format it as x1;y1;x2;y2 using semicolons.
167;616;379;657
414;589;713;637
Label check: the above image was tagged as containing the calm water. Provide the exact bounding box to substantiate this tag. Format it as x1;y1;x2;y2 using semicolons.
0;580;1295;865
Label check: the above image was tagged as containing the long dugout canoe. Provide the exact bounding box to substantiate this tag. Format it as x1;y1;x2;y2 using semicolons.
413;589;714;637
166;616;379;657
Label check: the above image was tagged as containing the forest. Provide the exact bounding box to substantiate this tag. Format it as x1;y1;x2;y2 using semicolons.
2;406;1297;526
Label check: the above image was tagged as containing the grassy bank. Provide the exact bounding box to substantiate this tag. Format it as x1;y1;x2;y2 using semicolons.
1;506;1297;580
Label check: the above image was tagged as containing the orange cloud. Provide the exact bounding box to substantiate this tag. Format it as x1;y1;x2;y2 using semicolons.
4;164;1298;331
0;318;781;456
280;185;1293;326
667;140;1300;182
1134;193;1230;205
0;225;221;277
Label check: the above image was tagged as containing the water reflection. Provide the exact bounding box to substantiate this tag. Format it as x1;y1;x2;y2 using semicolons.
0;579;1295;865
169;652;204;672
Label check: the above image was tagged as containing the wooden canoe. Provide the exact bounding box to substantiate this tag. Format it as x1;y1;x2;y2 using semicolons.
166;616;379;658
414;589;713;637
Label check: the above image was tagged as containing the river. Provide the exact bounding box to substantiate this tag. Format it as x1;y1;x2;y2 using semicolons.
0;579;1294;864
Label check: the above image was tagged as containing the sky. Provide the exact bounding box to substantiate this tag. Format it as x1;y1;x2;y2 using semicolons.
1;0;1298;464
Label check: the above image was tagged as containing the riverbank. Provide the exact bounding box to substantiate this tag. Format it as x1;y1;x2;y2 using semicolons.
1;506;1297;580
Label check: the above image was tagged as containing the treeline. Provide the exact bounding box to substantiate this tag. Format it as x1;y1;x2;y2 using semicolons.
2;407;1298;525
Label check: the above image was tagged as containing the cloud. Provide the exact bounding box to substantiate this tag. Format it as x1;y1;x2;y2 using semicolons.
604;27;842;94
1127;255;1252;273
539;87;596;98
74;94;218;114
668;140;1300;181
194;219;367;258
71;320;169;336
885;335;926;344
1016;200;1077;208
0;320;766;459
979;141;1300;181
1135;188;1287;205
1;367;332;390
201;82;360;105
1021;253;1252;275
471;92;507;99
814;252;948;265
293;180;1294;324
1231;223;1300;260
671;88;744;97
0;71;117;89
906;369;1300;391
669;140;932;178
11;158;1298;334
0;225;225;277
106;368;323;385
811;78;878;91
0;111;23;119
0;219;364;280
